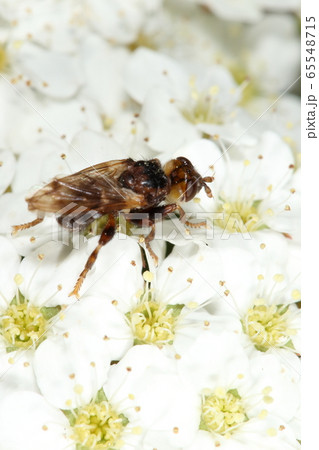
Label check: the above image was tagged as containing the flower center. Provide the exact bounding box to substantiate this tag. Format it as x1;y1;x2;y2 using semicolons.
70;400;128;449
200;387;248;435
0;44;8;72
215;197;262;233
229;63;258;106
128;296;183;346
242;301;297;352
1;302;48;349
182;82;224;125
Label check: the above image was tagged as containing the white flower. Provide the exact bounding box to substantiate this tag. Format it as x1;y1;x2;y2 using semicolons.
189;0;300;23
161;10;300;99
54;237;224;359
120;242;223;358
0;237;60;391
0;81;102;156
241;14;300;96
84;0;163;46
0;373;144;450
79;34;134;132
103;345;200;449
166;133;300;243
0;0;84;53
0;236;124;397
246;94;301;167
124;48;252;152
1;39;82;99
206;237;300;369
179;332;300;449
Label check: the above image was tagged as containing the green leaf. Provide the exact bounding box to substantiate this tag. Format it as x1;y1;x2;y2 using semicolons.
40;305;61;320
227;388;241;399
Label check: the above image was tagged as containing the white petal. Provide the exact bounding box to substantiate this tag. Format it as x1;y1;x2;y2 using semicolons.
54;295;133;361
18;235;143;307
0;192;35;234
250;353;300;419
140;87;199;152
156;242;222;306
11;144;68;193
81;34;129;116
0;350;38;396
86;0;161;44
105;345;199;447
12;41;82;99
0;150;15;194
67;130;128;171
200;0;262;23
0;391;71;450
34;331;111;409
0;236;20;306
125;48;189;103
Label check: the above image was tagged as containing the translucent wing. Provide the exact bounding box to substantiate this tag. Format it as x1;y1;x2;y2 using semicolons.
27;159;147;214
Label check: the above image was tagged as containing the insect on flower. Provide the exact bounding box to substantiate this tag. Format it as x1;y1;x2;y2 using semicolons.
12;157;213;298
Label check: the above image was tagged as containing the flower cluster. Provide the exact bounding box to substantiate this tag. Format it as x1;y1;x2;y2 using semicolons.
0;1;300;449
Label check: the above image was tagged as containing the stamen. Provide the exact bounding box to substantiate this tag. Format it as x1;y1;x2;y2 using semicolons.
127;291;184;346
68;398;129;449
200;388;248;435
242;301;297;352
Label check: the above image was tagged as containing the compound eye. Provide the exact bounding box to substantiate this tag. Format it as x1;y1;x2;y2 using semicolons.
184;180;199;202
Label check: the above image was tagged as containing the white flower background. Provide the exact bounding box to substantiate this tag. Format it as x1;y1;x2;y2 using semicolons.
0;1;301;449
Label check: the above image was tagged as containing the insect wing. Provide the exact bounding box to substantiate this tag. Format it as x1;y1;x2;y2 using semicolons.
27;159;147;215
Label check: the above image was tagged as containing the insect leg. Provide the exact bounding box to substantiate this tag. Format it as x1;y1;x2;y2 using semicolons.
174;204;208;229
143;223;158;266
69;214;116;299
12;217;44;235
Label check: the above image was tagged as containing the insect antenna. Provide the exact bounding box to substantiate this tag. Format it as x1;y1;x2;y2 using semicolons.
201;176;214;198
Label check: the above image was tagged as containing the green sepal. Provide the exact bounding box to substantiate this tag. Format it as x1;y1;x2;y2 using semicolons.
254;344;268;352
133;338;146;345
199;416;210;432
62;409;76;426
6;346;19;353
10;293;26;305
95;387;108;403
252;199;262;209
256;224;270;231
40;305;61;320
277;304;289;315
285;339;296;350
166;304;184;317
227;388;241;399
119;413;129;427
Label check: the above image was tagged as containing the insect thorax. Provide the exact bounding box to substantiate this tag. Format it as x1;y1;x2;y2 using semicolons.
118;159;170;205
